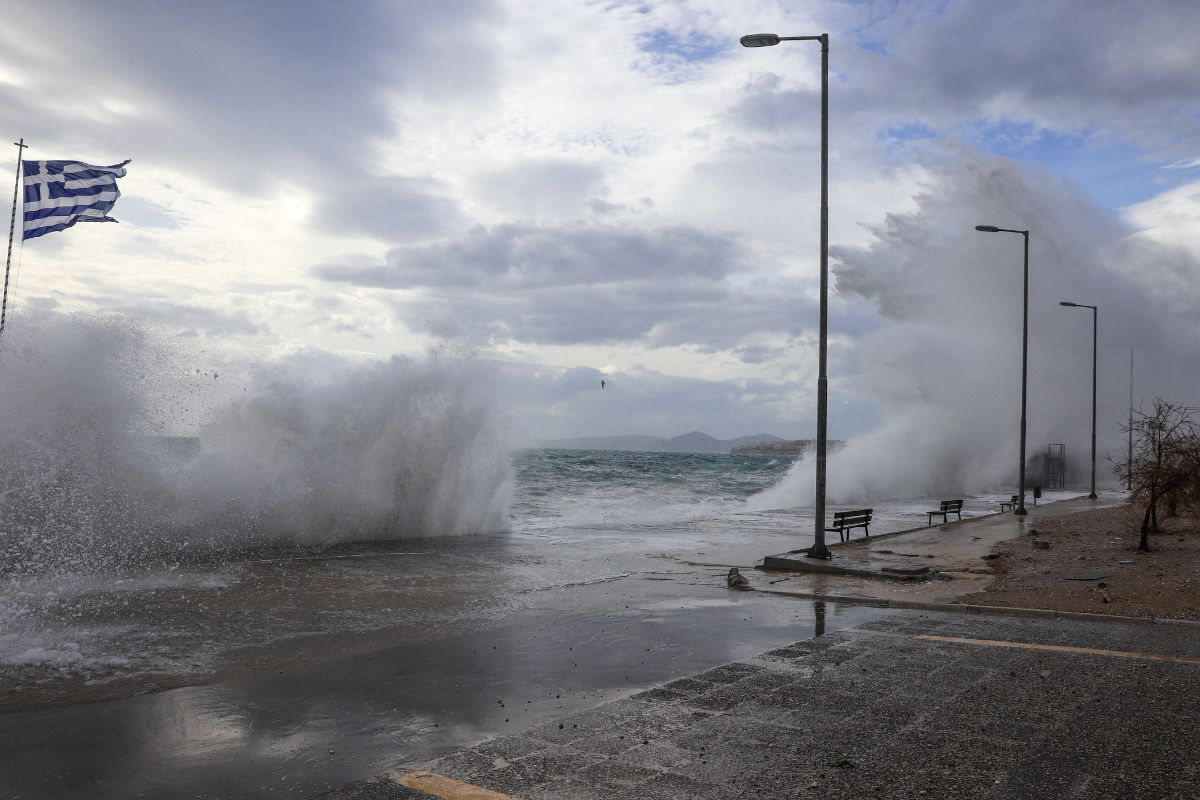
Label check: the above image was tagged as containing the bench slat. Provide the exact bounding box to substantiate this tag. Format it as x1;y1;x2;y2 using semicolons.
927;499;964;526
825;508;873;542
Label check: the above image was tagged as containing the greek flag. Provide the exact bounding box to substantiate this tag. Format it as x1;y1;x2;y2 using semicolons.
22;159;131;240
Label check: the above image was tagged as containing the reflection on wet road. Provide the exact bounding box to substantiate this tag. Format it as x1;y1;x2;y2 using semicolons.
0;586;881;799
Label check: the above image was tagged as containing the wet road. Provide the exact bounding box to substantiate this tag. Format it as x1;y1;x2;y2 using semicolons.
386;608;1200;800
0;577;881;799
1;514;823;710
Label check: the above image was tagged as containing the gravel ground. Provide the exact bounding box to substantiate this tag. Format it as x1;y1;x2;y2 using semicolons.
959;504;1200;620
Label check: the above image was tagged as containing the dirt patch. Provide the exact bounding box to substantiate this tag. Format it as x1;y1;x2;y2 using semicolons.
958;504;1200;620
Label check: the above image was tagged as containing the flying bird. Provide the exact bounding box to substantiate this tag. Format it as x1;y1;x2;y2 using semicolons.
600;379;606;389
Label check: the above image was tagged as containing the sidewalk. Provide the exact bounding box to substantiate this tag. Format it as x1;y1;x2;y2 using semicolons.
756;496;1120;605
321;607;1200;799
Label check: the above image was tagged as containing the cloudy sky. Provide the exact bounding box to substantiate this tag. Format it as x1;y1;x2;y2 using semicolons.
2;0;1198;444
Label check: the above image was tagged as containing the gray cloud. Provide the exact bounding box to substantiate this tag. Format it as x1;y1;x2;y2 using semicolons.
2;1;499;241
316;222;821;350
321;223;738;289
471;159;607;219
726;0;1200;158
321;173;465;241
849;0;1200;152
726;74;821;140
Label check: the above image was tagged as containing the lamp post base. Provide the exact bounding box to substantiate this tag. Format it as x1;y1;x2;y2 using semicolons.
1014;507;1028;515
806;543;833;560
1088;493;1097;499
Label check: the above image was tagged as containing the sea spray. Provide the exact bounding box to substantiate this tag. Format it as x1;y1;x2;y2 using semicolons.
750;151;1200;509
178;342;513;547
0;313;175;573
0;312;513;575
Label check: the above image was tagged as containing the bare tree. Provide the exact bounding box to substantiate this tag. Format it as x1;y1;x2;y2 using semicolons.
1113;399;1200;551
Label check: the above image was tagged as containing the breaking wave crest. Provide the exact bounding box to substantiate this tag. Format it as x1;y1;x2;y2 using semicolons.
0;312;512;575
752;150;1200;509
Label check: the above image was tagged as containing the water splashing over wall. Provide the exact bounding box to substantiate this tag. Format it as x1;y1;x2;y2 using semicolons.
0;313;512;575
751;151;1200;509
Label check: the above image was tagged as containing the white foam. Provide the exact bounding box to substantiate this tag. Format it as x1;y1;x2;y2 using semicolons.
753;153;1200;507
0;312;515;574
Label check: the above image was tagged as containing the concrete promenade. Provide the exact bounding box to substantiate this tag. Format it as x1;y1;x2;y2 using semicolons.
323;608;1200;799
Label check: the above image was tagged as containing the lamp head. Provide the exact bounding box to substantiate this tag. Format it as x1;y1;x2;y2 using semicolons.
740;33;781;47
1060;301;1079;307
975;225;1001;232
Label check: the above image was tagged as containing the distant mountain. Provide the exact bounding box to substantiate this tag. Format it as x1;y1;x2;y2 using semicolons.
661;431;724;453
532;431;784;454
724;433;787;450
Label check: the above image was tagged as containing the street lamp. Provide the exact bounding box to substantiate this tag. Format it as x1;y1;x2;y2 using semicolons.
975;224;1030;514
1060;301;1098;499
1125;350;1133;491
740;31;832;559
1102;344;1134;491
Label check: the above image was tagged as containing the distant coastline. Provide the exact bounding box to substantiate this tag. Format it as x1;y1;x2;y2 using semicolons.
531;431;846;456
533;430;780;454
730;438;846;456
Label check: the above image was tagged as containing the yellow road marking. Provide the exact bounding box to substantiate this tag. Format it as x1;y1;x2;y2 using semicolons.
391;770;522;800
915;634;1200;665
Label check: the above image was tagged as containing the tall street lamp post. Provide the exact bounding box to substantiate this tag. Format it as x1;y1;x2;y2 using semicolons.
1103;344;1134;490
740;31;832;559
1060;301;1098;499
1122;347;1133;491
975;225;1030;514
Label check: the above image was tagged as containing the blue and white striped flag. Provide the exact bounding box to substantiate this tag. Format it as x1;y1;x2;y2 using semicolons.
22;159;131;240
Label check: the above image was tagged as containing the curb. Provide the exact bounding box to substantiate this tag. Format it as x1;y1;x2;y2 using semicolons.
752;588;1200;628
832;509;1003;545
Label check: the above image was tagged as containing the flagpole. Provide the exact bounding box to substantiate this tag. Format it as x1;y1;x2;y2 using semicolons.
2;138;27;336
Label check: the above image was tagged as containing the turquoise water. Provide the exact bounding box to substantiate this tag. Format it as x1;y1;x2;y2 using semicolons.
510;449;797;532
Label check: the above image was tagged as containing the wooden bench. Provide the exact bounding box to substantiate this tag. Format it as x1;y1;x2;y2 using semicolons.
826;508;872;542
998;494;1019;512
927;499;963;526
